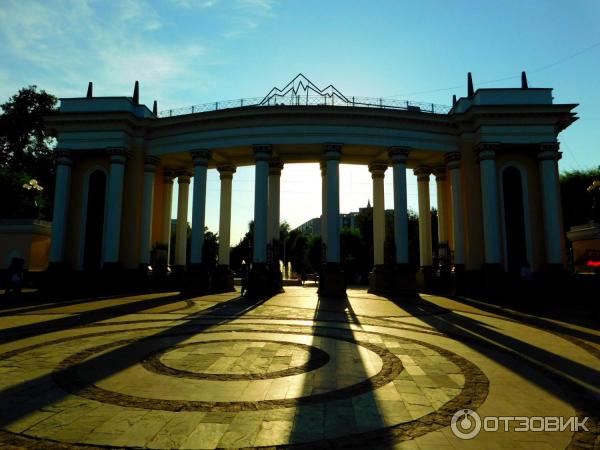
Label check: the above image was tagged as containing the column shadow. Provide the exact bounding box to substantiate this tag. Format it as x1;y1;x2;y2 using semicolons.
287;293;395;447
0;291;274;430
388;294;600;423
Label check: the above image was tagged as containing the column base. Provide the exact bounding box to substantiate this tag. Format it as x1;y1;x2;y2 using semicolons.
318;263;346;298
450;264;467;296
416;266;434;293
41;262;72;296
212;265;235;293
136;263;153;287
391;264;418;298
182;263;210;296
480;263;506;300
269;262;284;294
247;263;272;298
99;262;129;294
367;265;386;295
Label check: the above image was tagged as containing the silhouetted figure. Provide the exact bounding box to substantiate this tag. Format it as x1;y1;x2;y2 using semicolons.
240;263;249;296
5;257;25;300
520;260;533;282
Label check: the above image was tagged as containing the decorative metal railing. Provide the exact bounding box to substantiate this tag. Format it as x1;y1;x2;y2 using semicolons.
158;73;452;117
158;96;451;117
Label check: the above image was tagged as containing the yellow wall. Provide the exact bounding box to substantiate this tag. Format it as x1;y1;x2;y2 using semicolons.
460;140;485;270
29;235;51;271
120;147;144;269
151;166;167;247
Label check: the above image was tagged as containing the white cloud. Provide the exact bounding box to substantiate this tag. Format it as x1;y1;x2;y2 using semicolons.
169;0;220;8
0;0;211;107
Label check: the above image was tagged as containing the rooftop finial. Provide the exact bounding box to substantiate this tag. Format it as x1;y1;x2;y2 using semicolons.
521;71;528;89
133;81;139;105
86;82;93;98
467;72;474;98
153;100;158;116
452;94;457;105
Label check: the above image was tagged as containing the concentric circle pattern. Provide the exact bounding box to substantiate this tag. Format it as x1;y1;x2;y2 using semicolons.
143;339;331;380
0;288;596;449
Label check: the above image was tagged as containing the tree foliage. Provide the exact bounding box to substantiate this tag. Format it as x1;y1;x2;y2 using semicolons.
0;86;58;219
560;167;600;231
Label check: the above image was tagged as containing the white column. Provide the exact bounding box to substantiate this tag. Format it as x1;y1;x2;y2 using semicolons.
49;150;73;263
414;167;433;267
190;150;211;265
325;144;342;263
217;165;236;265
320;161;328;245
445;152;465;265
389;147;409;264
267;160;283;243
434;168;448;246
369;162;387;265
538;143;563;265
174;171;191;267
253;145;271;263
138;156;159;266
477;144;502;265
103;149;127;264
161;172;174;263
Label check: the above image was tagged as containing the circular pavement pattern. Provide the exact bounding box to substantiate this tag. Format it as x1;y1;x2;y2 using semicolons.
0;319;489;448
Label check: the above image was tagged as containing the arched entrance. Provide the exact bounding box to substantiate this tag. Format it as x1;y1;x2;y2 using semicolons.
502;166;527;274
83;170;106;271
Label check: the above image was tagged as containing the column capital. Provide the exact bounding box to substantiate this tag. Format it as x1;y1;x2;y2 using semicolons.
324;143;342;160
475;142;500;162
144;156;160;172
191;149;211;166
414;167;432;182
253;144;272;161
163;170;175;184
538;143;561;161
433;167;446;181
54;149;73;166
320;160;327;175
217;164;236;179
388;146;410;163
107;147;128;165
368;162;388;178
175;170;192;183
269;159;284;175
444;152;461;167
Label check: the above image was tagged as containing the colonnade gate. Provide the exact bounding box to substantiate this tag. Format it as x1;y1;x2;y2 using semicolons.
45;74;577;297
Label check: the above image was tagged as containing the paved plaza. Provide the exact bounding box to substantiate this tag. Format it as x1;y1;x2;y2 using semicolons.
0;286;598;449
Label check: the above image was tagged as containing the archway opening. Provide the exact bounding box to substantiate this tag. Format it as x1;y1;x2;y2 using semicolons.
83;170;106;271
502;166;527;274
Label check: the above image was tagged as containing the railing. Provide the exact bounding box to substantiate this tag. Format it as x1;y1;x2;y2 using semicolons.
158;95;451;118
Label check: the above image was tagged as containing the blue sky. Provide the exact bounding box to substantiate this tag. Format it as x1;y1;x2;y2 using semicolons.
1;0;599;243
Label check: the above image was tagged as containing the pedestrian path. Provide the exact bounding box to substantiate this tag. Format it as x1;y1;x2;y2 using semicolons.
0;287;597;449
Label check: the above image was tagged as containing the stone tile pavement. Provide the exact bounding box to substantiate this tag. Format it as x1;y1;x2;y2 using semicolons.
0;286;598;449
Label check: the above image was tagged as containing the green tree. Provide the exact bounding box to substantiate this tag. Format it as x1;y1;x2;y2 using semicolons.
560;167;600;231
286;228;309;274
0;86;58;219
307;235;323;271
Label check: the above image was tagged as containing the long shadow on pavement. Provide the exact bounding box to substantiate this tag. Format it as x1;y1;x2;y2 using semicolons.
0;292;272;430
391;294;600;439
287;293;394;448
